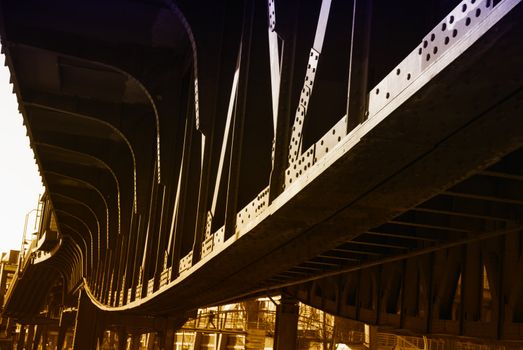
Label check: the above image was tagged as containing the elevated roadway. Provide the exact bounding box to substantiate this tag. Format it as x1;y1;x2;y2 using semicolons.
1;0;522;344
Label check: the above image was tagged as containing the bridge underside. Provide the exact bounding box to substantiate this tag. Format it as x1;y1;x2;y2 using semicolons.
1;0;522;344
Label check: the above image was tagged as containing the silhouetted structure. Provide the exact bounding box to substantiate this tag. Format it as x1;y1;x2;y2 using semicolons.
0;250;18;347
0;0;522;348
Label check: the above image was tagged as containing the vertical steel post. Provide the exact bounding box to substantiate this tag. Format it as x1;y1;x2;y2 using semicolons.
72;291;99;350
346;0;373;133
25;325;35;350
224;0;255;239
16;325;26;350
268;0;299;202
130;334;141;350
31;325;42;350
169;82;197;279
118;327;127;350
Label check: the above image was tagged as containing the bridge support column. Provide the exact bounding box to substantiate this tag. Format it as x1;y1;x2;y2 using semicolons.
364;324;378;350
58;306;78;349
130;333;141;350
72;290;100;350
159;328;175;350
57;326;66;349
193;332;203;349
158;317;183;350
32;325;42;350
41;325;48;349
117;327;127;350
216;333;228;350
274;296;299;350
16;325;26;350
146;332;157;349
25;324;35;350
107;330;117;349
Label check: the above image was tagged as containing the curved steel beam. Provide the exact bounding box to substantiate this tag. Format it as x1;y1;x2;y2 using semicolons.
42;160;122;230
45;262;74;295
51;196;102;271
45;170;110;249
55;210;95;273
57;244;90;288
52;192;101;261
63;236;86;281
33;141;129;226
163;0;201;131
58;241;84;291
33;142;126;238
60;224;90;279
47;245;78;290
10;42;163;183
31;235;62;265
32;238;76;291
36;143;124;237
26;102;138;211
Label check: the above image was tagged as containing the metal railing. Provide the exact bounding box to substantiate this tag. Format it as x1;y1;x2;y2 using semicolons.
17;196;44;273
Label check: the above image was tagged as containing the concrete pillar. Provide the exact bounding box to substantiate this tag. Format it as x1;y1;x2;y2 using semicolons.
16;325;26;350
274;296;299;350
72;290;100;349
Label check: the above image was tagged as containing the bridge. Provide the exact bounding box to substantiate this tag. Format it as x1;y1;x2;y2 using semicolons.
0;0;522;348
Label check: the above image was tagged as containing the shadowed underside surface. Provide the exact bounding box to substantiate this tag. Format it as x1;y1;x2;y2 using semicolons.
1;0;523;341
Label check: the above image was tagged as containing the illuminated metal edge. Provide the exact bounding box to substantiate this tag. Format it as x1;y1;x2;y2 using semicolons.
32;238;63;264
